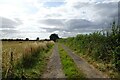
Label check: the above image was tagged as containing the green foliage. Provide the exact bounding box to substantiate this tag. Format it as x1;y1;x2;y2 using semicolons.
59;21;120;72
49;33;59;42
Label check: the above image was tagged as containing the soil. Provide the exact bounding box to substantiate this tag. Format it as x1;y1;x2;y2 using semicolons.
42;43;65;78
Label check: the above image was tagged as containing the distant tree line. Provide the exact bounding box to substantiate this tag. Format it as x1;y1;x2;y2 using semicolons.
1;34;60;41
1;37;51;41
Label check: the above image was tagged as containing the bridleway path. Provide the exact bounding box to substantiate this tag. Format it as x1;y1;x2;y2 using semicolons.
61;44;108;78
42;43;65;78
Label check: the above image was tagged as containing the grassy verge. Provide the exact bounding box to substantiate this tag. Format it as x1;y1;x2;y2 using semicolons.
74;50;120;78
3;41;54;78
15;46;53;78
64;44;120;78
58;44;85;79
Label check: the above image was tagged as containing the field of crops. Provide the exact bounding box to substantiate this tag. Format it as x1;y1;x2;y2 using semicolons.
2;41;54;78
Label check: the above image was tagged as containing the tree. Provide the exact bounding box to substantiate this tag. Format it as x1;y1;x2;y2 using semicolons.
49;33;59;42
25;38;29;41
36;37;39;41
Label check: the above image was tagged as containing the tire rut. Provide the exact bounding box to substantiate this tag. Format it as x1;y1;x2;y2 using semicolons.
61;44;108;78
42;43;65;78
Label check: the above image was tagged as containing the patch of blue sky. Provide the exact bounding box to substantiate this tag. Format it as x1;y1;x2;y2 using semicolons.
95;0;105;2
26;6;38;14
44;2;65;7
42;0;65;2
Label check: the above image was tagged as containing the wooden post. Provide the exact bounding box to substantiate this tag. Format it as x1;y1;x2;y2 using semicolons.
10;51;14;78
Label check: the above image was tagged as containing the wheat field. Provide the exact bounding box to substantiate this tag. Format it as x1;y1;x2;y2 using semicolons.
2;41;54;78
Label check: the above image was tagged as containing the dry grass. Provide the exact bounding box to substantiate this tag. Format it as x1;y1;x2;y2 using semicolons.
2;41;54;78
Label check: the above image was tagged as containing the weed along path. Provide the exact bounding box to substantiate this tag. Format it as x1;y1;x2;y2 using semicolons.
42;43;65;78
61;44;108;78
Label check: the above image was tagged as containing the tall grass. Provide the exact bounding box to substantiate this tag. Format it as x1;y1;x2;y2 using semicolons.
59;21;120;78
2;41;54;78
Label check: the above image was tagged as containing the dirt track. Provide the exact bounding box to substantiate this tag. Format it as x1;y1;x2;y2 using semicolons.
61;44;108;78
42;43;65;78
42;43;108;78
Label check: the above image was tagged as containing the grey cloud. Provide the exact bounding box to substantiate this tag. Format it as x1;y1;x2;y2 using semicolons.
73;2;118;29
94;2;117;10
95;2;118;19
39;19;65;27
74;2;118;21
65;19;94;29
14;18;23;25
40;19;101;33
40;18;112;34
39;19;94;29
0;29;19;39
73;2;117;10
38;2;118;37
45;13;62;18
77;2;118;27
0;17;22;28
73;2;91;9
65;19;106;32
41;27;65;32
1;29;19;33
0;17;23;39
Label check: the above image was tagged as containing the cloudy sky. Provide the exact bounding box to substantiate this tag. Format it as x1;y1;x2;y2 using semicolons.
0;0;119;39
